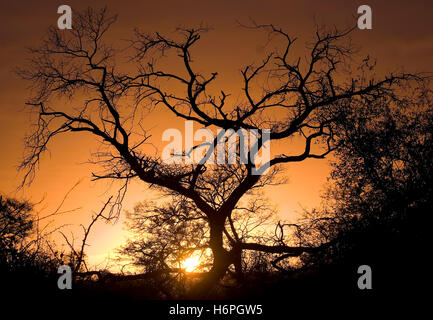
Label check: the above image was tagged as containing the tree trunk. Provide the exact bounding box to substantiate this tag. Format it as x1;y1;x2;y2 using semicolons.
231;245;244;282
190;216;230;298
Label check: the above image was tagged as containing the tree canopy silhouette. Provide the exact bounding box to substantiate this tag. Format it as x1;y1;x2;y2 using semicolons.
295;88;433;264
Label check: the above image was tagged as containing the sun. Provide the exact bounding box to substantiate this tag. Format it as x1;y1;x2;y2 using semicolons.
181;255;200;272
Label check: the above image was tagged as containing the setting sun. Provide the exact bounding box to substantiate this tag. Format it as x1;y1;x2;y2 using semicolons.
181;255;201;272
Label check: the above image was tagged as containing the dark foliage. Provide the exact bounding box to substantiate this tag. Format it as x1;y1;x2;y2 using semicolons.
0;196;60;301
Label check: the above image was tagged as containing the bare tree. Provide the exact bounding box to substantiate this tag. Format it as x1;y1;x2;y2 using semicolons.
17;7;423;294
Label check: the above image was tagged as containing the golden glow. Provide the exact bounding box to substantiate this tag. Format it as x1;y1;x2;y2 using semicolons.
181;255;201;272
1;1;430;270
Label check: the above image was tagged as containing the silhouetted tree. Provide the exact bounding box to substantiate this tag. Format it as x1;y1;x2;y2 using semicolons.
119;190;276;275
119;196;210;273
0;195;63;298
290;89;433;292
17;7;425;294
0;195;34;268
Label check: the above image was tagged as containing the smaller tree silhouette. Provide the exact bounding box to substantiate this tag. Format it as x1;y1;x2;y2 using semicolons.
0;195;34;268
119;190;276;274
0;195;62;299
292;90;433;290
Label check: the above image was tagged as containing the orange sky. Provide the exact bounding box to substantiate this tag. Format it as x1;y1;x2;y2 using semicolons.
1;0;432;269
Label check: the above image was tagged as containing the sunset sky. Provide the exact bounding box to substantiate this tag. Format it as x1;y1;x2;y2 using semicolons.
1;0;432;269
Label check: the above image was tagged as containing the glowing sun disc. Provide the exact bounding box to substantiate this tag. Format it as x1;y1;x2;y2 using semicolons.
182;256;200;272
